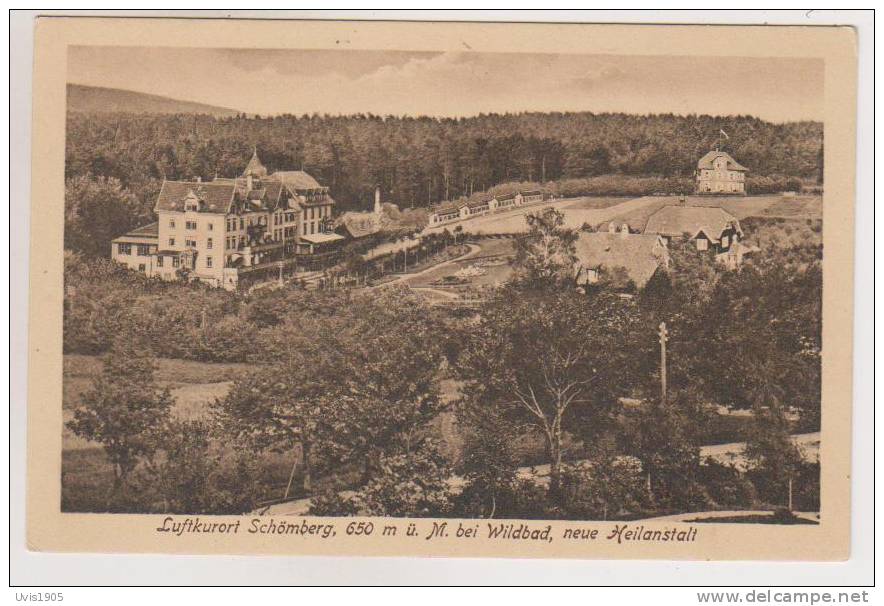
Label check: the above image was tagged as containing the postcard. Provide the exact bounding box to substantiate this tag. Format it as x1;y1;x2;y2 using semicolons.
27;16;857;559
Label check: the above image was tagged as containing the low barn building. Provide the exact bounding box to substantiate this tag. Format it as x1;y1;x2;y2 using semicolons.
573;227;670;290
336;187;383;239
695;150;748;195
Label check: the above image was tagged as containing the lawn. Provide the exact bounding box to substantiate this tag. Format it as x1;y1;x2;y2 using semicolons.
760;195;822;219
600;194;823;233
559;196;634;211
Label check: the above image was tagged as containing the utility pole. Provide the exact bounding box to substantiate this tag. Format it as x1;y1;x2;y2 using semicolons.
659;321;668;406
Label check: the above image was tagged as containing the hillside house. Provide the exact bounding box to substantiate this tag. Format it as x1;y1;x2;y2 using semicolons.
573;225;670;290
644;205;754;265
111;149;343;289
695;150;748;194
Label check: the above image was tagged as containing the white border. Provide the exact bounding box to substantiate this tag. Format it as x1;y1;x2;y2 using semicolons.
8;9;875;587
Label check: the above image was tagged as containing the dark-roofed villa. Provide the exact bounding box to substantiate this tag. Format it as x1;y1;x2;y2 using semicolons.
644;204;756;267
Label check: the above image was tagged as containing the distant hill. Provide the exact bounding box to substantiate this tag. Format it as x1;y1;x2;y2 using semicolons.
67;83;239;117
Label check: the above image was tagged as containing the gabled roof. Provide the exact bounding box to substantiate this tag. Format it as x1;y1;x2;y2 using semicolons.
433;203;461;215
697;150;749;172
520;189;543;196
155;181;235;214
467;199;490;209
127;222;159;237
271;170;324;191
494;192;516;201
644;205;742;242
574;232;668;288
336;211;381;239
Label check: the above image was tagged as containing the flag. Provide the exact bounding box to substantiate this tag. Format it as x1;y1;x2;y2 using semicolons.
719;129;730;139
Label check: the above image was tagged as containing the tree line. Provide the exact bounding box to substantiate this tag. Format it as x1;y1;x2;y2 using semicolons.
67;110;823;215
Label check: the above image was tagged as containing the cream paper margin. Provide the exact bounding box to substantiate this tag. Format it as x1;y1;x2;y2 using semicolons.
27;17;857;560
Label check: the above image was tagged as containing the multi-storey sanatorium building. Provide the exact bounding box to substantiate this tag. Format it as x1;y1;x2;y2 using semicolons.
111;150;345;290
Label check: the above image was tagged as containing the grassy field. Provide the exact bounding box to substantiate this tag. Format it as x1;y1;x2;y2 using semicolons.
559;196;635;211
602;194;823;232
759;195;822;219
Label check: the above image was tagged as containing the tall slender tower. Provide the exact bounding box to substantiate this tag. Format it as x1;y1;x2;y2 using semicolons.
374;186;382;215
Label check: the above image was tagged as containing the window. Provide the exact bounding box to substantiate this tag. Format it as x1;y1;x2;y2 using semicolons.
186;220;197;230
240;218;245;230
207;223;213;231
722;235;730;248
138;264;146;272
169;238;175;246
157;256;164;268
186;238;197;248
172;257;180;268
696;238;708;251
118;243;132;255
207;238;213;250
137;244;151;256
169;219;176;228
206;257;213;268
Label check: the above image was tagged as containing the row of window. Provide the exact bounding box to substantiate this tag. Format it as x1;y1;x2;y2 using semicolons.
273;211;298;225
169;218;214;231
155;254;214;269
700;170;744;180
171;207;333;235
117;243;153;256
156;256;180;268
167;237;213;249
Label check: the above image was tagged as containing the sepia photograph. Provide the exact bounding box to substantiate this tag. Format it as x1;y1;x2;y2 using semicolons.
20;15;862;566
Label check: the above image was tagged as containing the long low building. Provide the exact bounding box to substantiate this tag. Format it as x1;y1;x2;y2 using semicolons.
428;189;548;227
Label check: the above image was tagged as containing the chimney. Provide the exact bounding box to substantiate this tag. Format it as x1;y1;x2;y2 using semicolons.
374;186;382;215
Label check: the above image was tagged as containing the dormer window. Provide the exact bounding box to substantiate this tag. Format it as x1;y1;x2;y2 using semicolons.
184;190;202;212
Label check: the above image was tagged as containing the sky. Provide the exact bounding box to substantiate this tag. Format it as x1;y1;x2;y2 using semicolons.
68;47;824;122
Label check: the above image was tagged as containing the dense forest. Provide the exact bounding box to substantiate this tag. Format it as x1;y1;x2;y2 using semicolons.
66;111;823;214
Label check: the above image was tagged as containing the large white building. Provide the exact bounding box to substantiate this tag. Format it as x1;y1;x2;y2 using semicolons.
111;150;343;290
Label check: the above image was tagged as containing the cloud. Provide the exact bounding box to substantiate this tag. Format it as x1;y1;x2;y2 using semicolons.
67;47;823;122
